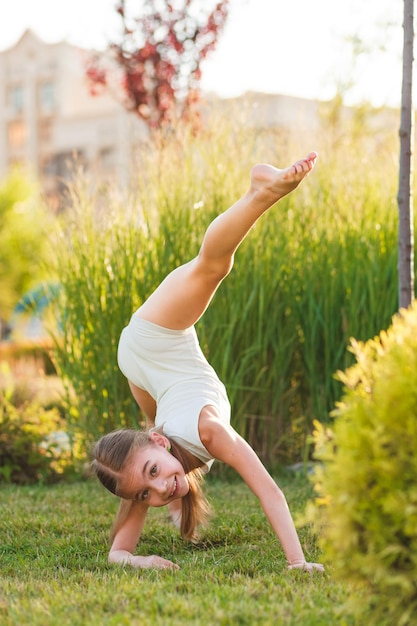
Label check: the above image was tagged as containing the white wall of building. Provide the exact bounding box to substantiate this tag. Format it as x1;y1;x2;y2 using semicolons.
0;30;146;207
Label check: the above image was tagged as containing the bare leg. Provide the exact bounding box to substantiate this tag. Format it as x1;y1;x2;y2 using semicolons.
137;152;317;330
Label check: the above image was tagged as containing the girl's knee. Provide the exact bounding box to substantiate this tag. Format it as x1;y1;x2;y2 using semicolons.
197;253;234;283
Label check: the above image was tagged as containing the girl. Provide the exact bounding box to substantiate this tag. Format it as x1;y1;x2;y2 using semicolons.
92;152;324;573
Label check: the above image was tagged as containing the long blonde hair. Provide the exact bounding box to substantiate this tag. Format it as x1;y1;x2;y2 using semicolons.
91;429;211;541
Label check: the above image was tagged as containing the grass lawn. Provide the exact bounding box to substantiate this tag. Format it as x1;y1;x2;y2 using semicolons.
1;472;353;626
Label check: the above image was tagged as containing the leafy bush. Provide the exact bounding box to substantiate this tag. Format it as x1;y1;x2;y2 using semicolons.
0;391;75;484
306;302;417;626
0;168;53;320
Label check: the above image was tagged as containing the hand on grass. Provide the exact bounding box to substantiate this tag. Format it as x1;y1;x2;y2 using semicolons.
129;555;180;570
109;549;179;570
288;561;325;573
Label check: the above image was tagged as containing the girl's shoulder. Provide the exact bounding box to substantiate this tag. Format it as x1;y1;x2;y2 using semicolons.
198;406;236;449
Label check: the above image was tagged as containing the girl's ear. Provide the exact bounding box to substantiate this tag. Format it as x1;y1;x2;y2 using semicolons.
150;431;170;448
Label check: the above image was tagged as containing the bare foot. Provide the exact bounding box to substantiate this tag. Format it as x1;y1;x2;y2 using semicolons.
250;151;318;201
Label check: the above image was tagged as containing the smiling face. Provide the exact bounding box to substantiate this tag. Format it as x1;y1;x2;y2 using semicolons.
119;432;190;507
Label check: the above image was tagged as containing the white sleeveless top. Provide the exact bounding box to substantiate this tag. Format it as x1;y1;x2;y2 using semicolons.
117;315;231;471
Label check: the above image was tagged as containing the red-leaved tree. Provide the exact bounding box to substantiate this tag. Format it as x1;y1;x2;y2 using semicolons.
86;0;230;128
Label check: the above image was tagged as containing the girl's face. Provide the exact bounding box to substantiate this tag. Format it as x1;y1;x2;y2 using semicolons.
120;434;189;507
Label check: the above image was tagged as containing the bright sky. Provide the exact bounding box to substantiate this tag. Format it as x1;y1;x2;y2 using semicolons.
0;0;405;107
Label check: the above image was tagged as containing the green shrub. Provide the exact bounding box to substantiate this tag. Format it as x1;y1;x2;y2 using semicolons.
305;302;417;626
0;391;75;484
0;168;53;320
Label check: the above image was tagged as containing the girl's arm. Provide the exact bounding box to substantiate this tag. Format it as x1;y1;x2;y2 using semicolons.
199;408;324;572
109;499;179;570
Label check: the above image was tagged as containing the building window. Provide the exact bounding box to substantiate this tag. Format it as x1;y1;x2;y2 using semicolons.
7;120;26;148
9;85;24;115
39;82;55;115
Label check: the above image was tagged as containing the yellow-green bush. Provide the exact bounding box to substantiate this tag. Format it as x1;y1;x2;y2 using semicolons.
0;168;52;320
0;392;74;484
307;303;417;625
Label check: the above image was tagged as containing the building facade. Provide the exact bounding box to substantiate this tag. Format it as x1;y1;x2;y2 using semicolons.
0;30;146;208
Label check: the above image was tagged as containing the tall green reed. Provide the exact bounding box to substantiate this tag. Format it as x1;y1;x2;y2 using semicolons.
50;183;149;442
50;108;401;463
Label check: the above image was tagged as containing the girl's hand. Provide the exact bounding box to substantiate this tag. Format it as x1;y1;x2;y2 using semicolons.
109;549;179;570
129;555;180;570
288;561;325;573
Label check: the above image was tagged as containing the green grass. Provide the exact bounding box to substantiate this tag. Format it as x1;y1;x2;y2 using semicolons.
0;474;353;626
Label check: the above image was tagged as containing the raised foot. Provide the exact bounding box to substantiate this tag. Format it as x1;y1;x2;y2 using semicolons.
250;151;318;201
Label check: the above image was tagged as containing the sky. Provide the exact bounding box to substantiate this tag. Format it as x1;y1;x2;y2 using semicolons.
0;0;406;107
